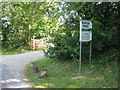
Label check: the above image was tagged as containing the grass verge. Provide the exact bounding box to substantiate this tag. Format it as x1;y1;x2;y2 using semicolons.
24;58;118;88
1;46;43;55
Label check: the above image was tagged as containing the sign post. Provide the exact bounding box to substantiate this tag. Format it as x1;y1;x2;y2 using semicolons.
79;19;92;76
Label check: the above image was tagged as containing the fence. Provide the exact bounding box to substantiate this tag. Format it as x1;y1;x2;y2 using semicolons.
30;38;48;50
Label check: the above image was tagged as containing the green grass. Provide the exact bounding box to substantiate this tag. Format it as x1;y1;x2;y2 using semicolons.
24;58;118;88
0;46;43;55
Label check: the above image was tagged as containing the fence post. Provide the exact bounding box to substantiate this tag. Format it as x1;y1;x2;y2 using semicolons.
33;39;35;51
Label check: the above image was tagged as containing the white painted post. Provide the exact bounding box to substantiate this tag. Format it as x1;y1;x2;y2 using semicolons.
79;18;82;76
33;39;35;51
89;40;92;71
89;28;92;71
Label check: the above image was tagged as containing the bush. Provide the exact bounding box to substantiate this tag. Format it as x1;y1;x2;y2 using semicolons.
44;30;92;62
44;31;79;60
44;19;118;63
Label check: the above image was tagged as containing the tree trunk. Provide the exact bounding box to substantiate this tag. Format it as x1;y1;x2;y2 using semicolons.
28;24;31;47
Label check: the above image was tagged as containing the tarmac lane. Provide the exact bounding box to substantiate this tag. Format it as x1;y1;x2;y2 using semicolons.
0;51;46;89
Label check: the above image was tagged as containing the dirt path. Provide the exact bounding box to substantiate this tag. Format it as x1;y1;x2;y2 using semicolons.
0;51;46;88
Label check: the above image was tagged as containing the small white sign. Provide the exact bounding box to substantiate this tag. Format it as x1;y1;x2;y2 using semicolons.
82;31;91;41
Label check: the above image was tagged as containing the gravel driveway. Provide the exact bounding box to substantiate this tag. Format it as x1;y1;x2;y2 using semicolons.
0;51;45;89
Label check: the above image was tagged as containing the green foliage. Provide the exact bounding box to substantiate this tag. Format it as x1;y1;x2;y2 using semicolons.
24;58;118;88
1;2;119;62
1;46;34;55
97;48;119;63
92;20;104;51
1;2;58;48
44;32;79;60
44;2;119;62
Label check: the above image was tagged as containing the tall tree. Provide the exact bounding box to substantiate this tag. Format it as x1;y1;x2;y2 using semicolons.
44;2;119;61
1;2;59;48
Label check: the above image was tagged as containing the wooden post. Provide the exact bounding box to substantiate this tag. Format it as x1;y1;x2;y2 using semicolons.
28;24;31;46
33;39;35;51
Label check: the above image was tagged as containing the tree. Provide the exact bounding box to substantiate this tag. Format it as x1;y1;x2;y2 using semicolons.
44;2;119;62
1;2;59;48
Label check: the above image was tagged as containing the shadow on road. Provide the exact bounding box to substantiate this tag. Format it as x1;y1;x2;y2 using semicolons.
2;65;30;88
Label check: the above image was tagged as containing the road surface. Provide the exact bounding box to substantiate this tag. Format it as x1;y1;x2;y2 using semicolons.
0;51;45;89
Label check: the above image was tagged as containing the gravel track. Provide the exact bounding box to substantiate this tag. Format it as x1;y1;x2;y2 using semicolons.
0;51;45;88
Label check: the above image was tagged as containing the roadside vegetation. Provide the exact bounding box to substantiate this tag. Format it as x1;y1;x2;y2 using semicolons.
24;58;118;88
1;46;37;55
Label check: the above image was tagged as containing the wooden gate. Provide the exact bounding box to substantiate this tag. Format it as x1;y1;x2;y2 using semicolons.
30;38;47;50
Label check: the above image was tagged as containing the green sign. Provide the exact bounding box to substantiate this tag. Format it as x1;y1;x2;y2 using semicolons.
82;20;92;30
82;22;90;24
